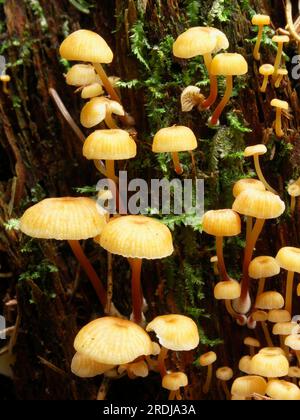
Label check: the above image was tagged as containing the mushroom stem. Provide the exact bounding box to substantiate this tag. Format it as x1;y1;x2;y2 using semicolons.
216;236;230;282
203;364;213;394
273;43;284;77
260;75;269;93
171;152;183;175
296;351;300;366
93;63;121;103
280;336;289;356
291;196;296;215
210;75;233;126
261;321;274;347
255;278;266;305
246;216;253;244
275;74;284;88
285;270;295;315
158;346;169;378
250;346;255;358
253;155;277;194
105;112;118;129
221;381;231;400
253;25;264;60
105;252;113;315
106;160;116;181
274;108;284;138
169;391;176;400
129;258;143;324
202;75;218;109
3;82;9;95
240;219;265;304
68;240;106;308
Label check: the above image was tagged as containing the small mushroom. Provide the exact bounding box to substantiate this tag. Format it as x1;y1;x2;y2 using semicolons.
266;380;300;400
199;351;217;395
259;64;274;92
250;347;289;378
210;53;248;125
272;35;290;78
216;367;233;400
81;83;104;99
231;376;267;400
273;322;300;355
162;372;188;400
0;74;11;94
244;337;261;357
252;14;271;60
288;180;300;215
180;86;204;112
271;99;289;138
80;97;125;129
285;335;300;365
249;256;280;305
274;68;288;88
239;356;253;375
65;64;100;87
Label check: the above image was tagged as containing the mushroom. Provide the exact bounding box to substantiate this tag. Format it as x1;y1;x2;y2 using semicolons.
272;35;290;78
252;14;271;60
250;347;289;378
244;337;261;357
146;315;200;378
162;372;188;400
119;361;149;379
285;335;300;365
271;99;289;138
256;291;285;311
249;256;280;305
232;189;285;314
81;83;104;99
274;69;288;89
65;64;100;87
216;367;233;400
231;376;267;400
268;310;291;324
288;180;300;215
266;380;300;400
210;53;248;125
173;27;229;110
252;310;274;348
20;197;107;308
83;129;137;182
199;351;217;395
259;64;274;92
71;352;115;378
74;317;153;366
181;86;204;112
239;356;253;375
276;247;300;315
60;29;120;102
288;366;300;384
98;216;174;324
80;97;125;129
273;322;300;355
244;145;277;194
152;126;197;175
0;74;11;94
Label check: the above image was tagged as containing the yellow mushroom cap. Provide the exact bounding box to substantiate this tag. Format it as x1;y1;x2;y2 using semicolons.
273;323;300;336
162;372;188;391
65;64;99;86
199;351;217;367
210;53;248;76
276;69;288;76
71;352;115;378
249;256;280;279
0;75;10;83
202;209;241;237
173;27;218;58
80;97;125;128
244;144;267;157
272;35;290;44
252;14;271;26
128;361;149;378
60;29;113;63
259;64;274;76
231;376;267;398
271;99;289;110
268;309;291;323
285;334;300;350
20;197;106;240
152;126;197;153
255;291;284;310
276;247;300;273
289;367;300;378
266;380;300;400
74;317;153;365
252;310;268;322
239;356;253;375
232;189;285;219
81;83;104;99
216;367;233;381
146;314;200;351
288;182;300;198
259;347;286;356
83;129;137;160
244;337;261;348
233;179;265;198
98;215;174;260
214;280;241;300
250;352;289;378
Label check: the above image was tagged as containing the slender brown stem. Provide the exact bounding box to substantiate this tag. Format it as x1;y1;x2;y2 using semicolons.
106;160;116;181
203;364;213;394
291;196;296;215
169;391;176;400
261;321;274;347
216;236;230;281
240;219;265;303
275;108;284;138
202;75;218;109
129;258;143;324
105;253;113;315
253;26;264;60
158;347;169;378
210;76;233;125
68;240;106;307
254;155;277;194
93;63;121;103
246;216;253;244
255;278;266;305
171;152;183;175
285;270;295;314
105;112;118;129
221;381;231;400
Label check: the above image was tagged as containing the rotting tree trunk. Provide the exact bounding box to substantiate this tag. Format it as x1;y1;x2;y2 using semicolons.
0;0;299;400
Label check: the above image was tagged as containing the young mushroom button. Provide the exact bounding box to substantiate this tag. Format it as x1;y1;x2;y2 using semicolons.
199;352;217;395
271;99;289;138
162;372;188;401
259;64;274;93
252;15;271;60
